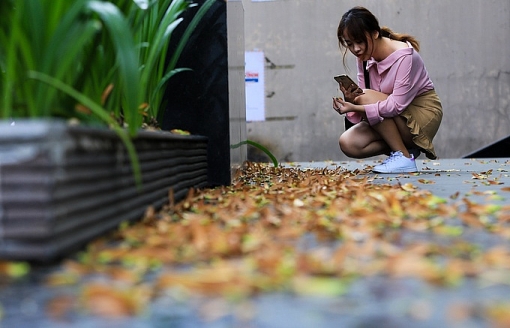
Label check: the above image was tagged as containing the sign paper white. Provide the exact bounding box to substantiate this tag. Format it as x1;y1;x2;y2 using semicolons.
245;51;265;122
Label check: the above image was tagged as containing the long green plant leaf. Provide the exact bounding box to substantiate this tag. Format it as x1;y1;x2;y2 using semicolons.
231;140;279;167
38;19;101;117
133;0;149;10
31;0;92;117
1;0;25;118
28;71;142;187
136;0;189;120
151;67;191;104
87;0;142;136
166;0;216;71
155;0;216;121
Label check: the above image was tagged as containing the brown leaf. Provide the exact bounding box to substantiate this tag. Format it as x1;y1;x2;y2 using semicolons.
75;104;91;115
101;84;114;105
46;295;76;319
81;283;149;318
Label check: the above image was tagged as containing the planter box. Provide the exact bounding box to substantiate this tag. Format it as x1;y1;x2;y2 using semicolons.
0;120;208;261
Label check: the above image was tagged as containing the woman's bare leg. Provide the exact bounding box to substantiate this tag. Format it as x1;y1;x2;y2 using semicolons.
371;118;412;157
339;89;415;158
338;122;384;158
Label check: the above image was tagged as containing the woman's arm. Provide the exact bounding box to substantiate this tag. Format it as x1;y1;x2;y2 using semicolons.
356;89;389;105
333;89;388;115
364;52;432;126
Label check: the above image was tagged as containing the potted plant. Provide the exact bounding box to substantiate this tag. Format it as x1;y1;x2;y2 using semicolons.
0;0;215;261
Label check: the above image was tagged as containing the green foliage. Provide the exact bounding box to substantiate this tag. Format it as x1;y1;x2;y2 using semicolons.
0;0;216;128
130;0;217;122
29;71;142;186
0;0;216;185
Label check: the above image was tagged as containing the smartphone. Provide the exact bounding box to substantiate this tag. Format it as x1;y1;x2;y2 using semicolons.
334;74;359;89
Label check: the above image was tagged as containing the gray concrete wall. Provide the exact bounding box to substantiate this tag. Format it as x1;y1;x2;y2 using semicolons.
228;0;248;172
242;0;510;161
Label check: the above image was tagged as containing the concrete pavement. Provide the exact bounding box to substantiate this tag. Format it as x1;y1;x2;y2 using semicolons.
292;157;510;207
1;157;510;328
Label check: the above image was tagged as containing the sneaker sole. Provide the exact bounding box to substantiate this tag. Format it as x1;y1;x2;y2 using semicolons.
373;168;418;174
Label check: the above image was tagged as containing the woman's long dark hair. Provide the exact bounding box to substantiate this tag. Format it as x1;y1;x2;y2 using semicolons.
337;6;420;66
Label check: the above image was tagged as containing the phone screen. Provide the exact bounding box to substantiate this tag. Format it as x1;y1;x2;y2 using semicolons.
334;75;358;88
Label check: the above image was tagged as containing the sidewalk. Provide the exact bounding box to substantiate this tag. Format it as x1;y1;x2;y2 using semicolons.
0;157;509;328
294;157;510;205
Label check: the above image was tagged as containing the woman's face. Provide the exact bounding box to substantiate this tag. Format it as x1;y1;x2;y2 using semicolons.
342;31;374;61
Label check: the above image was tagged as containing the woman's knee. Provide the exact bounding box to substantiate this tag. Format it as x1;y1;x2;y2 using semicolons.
339;132;360;158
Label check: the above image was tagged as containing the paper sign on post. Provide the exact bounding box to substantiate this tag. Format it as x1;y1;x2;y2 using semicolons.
245;51;265;122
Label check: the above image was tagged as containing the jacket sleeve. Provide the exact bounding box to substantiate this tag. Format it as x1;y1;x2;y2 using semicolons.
364;55;420;126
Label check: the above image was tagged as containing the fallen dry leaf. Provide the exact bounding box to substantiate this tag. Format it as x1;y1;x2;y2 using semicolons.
81;283;151;318
43;161;510;318
46;295;76;320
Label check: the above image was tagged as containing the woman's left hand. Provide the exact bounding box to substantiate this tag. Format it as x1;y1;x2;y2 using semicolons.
333;97;357;115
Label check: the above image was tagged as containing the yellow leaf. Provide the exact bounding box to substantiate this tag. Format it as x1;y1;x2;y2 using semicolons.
170;129;190;135
292;276;347;297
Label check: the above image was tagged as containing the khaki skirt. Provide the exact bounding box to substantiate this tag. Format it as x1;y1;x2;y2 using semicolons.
400;90;443;159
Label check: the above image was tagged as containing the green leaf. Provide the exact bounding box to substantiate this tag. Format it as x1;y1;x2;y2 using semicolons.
6;262;30;278
292;276;348;297
28;71;142;187
166;0;216;71
136;0;189;119
155;0;216;121
151;67;191;102
231;140;279;167
87;0;142;135
133;0;150;10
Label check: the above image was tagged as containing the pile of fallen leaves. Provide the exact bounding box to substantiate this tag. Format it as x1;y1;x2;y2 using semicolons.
26;162;510;320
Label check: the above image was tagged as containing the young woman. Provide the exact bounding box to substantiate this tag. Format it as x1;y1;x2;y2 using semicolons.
332;6;443;173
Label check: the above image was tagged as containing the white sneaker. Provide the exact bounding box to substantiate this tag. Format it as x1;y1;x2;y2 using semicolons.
373;151;418;173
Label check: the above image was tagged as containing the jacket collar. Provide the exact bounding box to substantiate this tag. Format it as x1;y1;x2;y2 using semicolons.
365;45;413;74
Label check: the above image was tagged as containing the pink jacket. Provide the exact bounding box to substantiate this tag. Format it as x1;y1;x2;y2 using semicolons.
346;44;435;126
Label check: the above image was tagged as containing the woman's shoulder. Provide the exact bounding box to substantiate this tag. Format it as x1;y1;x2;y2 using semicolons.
391;42;413;57
391;39;409;51
375;46;413;70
